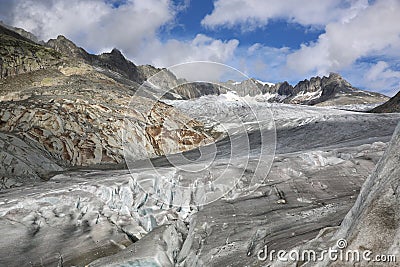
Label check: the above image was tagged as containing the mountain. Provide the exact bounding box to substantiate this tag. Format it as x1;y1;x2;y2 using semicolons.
0;24;213;189
46;35;160;84
0;21;42;44
0;22;392;189
0;22;388;107
0;24;61;79
371;90;400;113
166;72;388;107
223;73;389;106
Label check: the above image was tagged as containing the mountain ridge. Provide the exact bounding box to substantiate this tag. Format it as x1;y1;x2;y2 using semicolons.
0;23;214;189
0;22;390;107
222;72;389;106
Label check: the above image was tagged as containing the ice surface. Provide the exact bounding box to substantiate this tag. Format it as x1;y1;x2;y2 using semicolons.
0;100;399;266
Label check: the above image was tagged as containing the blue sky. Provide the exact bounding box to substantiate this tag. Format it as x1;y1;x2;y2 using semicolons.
166;0;324;49
1;0;399;95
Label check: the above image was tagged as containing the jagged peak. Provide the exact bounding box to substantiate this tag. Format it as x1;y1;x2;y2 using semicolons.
49;35;77;46
100;48;128;62
277;81;291;87
295;72;352;89
46;35;91;61
56;35;68;40
324;72;352;87
327;72;344;79
47;35;78;49
298;72;344;84
110;48;123;56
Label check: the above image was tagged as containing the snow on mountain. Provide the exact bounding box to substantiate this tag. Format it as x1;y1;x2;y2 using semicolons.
255;79;275;87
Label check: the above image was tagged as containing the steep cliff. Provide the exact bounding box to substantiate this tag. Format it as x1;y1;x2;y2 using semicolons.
0;24;61;79
371;90;400;113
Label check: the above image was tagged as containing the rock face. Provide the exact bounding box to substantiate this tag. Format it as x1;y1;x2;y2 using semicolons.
246;73;388;106
0;26;213;189
97;48;146;82
46;35;168;85
0;21;42;44
0;87;212;189
0;132;62;189
46;35;93;61
291;73;353;104
0;92;211;168
0;24;61;79
371;90;400;113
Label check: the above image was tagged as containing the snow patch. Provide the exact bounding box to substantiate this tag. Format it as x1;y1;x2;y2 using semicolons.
292;90;322;101
255;79;275;87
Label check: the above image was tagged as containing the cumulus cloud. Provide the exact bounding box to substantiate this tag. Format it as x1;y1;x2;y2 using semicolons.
8;0;174;53
202;0;369;29
235;44;291;82
2;0;238;68
135;34;239;81
286;0;400;76
364;61;400;95
136;34;239;67
2;0;399;94
201;0;400;94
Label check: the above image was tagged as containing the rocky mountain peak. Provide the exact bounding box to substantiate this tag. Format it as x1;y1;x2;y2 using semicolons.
96;48;147;82
318;72;354;100
327;72;341;79
46;37;146;84
293;77;322;94
274;81;294;95
56;35;68;41
324;72;352;87
110;48;124;58
100;48;129;63
46;35;91;60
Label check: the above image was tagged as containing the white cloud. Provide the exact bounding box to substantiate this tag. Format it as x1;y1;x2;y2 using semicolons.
136;34;239;67
4;0;238;68
230;44;292;83
167;61;246;82
286;0;400;76
202;0;369;29
363;61;400;95
10;0;174;54
202;0;400;95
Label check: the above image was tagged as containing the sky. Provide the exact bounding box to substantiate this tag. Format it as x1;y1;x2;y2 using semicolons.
0;0;399;95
